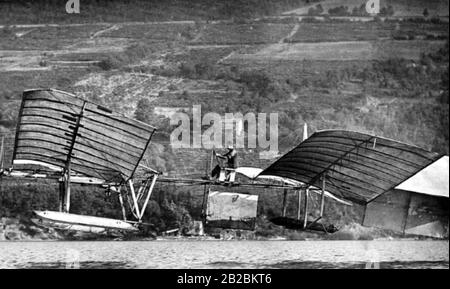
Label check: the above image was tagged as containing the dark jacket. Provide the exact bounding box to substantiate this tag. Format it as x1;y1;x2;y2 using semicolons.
223;149;238;169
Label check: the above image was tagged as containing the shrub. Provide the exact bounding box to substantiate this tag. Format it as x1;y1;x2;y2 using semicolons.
308;4;324;16
379;5;395;17
352;4;369;16
1;25;13;37
179;61;196;78
97;54;124;70
134;98;153;123
238;70;270;92
97;43;154;70
38;59;48;67
328;6;350;16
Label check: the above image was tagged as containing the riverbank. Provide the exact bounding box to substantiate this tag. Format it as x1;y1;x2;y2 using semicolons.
0;217;156;241
1;217;445;241
1;217;65;241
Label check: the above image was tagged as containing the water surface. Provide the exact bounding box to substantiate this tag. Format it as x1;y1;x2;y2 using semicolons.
0;240;448;269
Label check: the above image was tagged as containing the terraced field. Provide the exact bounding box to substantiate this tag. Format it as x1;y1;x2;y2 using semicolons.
227;40;446;62
289;21;449;42
0;24;109;50
102;22;200;40
191;23;296;44
0;18;448;160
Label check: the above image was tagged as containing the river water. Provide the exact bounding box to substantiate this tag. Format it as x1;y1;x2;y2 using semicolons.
0;240;448;269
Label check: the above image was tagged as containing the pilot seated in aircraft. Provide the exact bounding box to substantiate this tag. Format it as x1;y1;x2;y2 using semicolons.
213;146;238;183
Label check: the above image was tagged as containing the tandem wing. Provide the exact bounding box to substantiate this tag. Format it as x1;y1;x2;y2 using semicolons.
259;130;441;204
12;89;156;183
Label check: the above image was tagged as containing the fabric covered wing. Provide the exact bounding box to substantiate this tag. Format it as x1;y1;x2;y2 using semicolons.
259;130;440;204
13;89;156;183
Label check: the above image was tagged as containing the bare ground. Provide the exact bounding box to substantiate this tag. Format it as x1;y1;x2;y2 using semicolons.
226;40;446;62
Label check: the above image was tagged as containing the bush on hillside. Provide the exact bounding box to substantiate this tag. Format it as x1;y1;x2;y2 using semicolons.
307;4;324;16
379;5;395;17
97;43;154;70
328;6;350;16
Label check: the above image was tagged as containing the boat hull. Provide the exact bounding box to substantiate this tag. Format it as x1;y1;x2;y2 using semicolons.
31;218;108;233
34;210;139;232
270;216;339;233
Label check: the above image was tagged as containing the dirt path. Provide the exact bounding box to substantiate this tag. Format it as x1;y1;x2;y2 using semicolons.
279;23;299;43
187;44;251;49
227;40;446;62
0;20;197;29
217;51;236;64
90;24;121;38
14;28;36;38
190;24;207;42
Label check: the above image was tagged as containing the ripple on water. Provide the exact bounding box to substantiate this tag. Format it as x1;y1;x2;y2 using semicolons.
0;240;448;269
17;261;135;269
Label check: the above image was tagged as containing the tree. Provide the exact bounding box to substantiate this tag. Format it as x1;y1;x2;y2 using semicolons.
134;98;152;123
423;8;429;18
179;61;196;78
316;4;324;14
307;4;323;15
386;5;395;16
380;5;394;17
328;6;350;16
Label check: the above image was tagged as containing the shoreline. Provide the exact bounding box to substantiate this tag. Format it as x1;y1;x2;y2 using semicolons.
1;217;447;242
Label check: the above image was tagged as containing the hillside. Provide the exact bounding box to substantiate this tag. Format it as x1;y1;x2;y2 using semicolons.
0;0;308;24
0;1;448;238
1;0;448;25
284;0;449;17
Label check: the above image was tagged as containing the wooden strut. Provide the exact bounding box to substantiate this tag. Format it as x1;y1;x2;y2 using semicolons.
125;191;137;219
63;162;71;213
0;136;4;172
401;192;413;236
201;150;214;224
303;187;309;228
61;101;86;213
58;181;65;212
127;174;156;218
126;174;159;222
136;179;149;203
118;188;127;221
139;174;158;220
128;179;141;220
320;174;326;216
201;184;211;224
157;177;306;190
306;174;326;230
296;189;302;220
282;189;288;217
